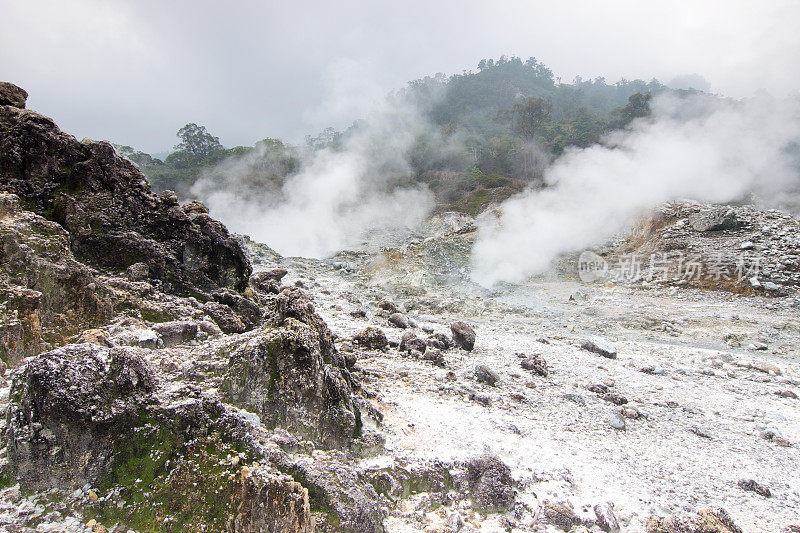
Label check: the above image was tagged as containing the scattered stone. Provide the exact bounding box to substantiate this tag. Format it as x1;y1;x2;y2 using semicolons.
388;312;410;329
581;338;617;359
776;389;798;399
641;364;666;375
588;383;609;394
377;299;399;313
474;365;499;386
399;331;426;353
450;321;476;351
421;349;445;367
542;501;583;531
564;393;586;406
353;327;388;350
602;392;628;405
621;406;640;419
520;354;549;377
426;332;452;350
606;411;626;430
465;455;515;512
737;479;771;498
645;507;742;533
469;392;491;407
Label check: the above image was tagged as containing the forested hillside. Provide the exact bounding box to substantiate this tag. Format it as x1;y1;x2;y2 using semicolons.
126;57;680;214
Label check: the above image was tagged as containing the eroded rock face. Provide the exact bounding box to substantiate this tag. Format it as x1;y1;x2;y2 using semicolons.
224;287;360;449
0;102;251;294
0;194;114;365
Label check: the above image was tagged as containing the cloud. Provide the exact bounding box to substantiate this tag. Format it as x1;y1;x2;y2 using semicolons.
470;92;800;286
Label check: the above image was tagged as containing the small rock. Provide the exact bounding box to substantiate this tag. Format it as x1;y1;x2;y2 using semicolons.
0;81;28;108
474;365;499;386
737;479;771;498
377;299;399;313
563;393;586;406
520;354;549;377
776;390;798;399
602;392;628;405
354;327;388;350
542;501;583;531
451;321;476;351
581;338;617;359
640;364;666;375
621;406;640;419
388;313;409;329
606;411;626;430
427;333;452;350
465;455;515;512
399;332;426;353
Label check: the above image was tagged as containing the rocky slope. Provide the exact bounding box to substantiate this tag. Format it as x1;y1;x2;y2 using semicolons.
2;81;799;533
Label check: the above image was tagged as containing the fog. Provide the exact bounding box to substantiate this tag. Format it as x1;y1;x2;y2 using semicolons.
1;1;799;152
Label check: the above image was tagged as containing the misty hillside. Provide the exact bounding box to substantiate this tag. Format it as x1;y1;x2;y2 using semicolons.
124;57;674;216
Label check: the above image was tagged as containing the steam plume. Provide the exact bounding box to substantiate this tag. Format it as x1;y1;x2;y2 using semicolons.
470;92;800;286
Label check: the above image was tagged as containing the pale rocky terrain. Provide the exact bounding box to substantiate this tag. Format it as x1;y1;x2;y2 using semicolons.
1;81;799;533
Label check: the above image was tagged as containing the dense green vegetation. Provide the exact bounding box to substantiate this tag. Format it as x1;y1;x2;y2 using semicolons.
126;56;677;213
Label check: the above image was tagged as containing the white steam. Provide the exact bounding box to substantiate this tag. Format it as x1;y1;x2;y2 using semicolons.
471;92;800;286
193;92;443;258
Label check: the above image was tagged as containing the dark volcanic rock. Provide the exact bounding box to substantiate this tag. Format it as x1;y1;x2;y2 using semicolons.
542;501;583;531
399;331;426;354
464;454;515;512
521;354;549;376
426;332;452;350
738;478;771;497
353;326;388;350
450;321;476;351
0;100;251;294
0;81;27;108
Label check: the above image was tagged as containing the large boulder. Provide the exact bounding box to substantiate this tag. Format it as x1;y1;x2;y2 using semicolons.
0;97;251;295
0;81;27;108
223;287;360;449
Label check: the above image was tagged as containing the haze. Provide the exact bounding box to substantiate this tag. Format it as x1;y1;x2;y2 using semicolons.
1;0;799;153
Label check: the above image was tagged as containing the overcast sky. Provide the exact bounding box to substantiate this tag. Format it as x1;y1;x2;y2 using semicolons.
2;0;798;153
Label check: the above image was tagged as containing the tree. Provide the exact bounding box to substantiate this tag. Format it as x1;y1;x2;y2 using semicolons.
174;123;223;158
499;97;552;180
507;97;552;140
614;92;652;128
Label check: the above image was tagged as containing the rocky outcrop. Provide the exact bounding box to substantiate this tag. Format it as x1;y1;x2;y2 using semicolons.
0;82;27;108
223;287;360;449
0;92;251;295
0;193;114;365
464;455;515;512
5;343;315;532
